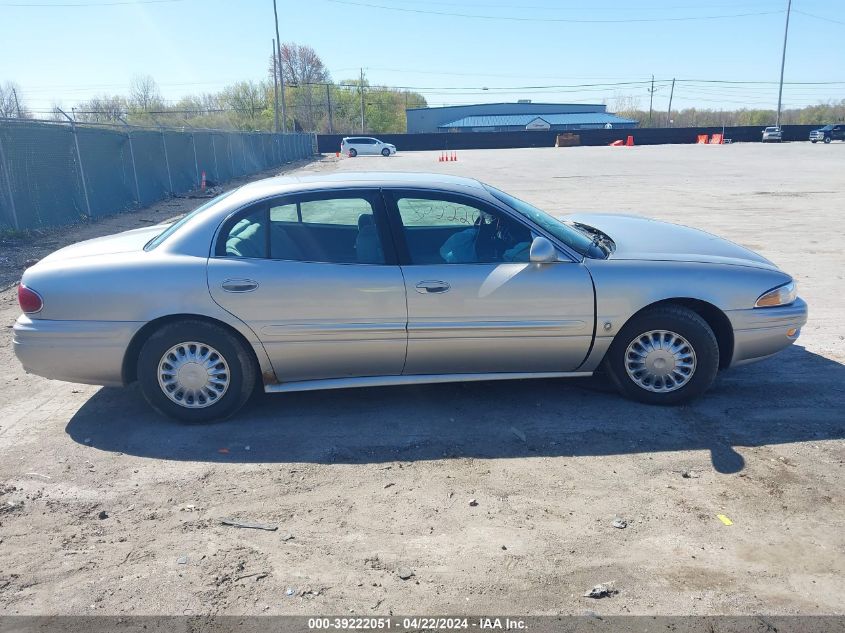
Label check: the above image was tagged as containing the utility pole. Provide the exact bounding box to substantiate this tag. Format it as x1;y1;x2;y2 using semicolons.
666;78;676;127
775;0;792;128
647;75;654;127
11;87;22;118
326;83;333;134
272;39;280;133
272;0;287;132
359;68;365;133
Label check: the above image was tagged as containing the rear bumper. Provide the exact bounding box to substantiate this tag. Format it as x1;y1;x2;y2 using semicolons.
727;297;808;367
12;315;142;386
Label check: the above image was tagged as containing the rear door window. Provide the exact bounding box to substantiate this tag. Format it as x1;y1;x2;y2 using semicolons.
270;194;387;264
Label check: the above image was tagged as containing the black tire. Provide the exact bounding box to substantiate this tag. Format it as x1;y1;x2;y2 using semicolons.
137;320;256;423
348;148;358;157
381;147;390;157
824;137;831;144
603;305;719;405
811;140;818;144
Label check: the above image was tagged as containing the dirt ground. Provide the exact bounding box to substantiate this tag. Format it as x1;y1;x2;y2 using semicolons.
0;144;843;616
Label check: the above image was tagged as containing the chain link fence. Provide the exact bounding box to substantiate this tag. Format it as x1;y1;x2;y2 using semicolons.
0;119;315;230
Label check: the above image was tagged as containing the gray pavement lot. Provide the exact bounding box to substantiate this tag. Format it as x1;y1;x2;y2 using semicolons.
0;144;843;616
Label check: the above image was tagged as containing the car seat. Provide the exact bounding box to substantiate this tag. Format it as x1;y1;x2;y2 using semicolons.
226;220;265;258
355;214;383;263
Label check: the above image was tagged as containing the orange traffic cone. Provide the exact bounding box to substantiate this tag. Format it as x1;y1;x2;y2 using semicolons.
452;151;457;161
626;135;634;146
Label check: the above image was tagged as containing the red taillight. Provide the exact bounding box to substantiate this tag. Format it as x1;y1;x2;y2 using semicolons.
18;284;43;314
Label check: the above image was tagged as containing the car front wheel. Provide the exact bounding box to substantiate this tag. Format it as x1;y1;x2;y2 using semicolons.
604;305;719;405
381;147;391;157
348;148;358;157
138;320;256;423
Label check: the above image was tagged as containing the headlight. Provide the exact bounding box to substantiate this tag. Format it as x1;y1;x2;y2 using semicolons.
755;281;797;308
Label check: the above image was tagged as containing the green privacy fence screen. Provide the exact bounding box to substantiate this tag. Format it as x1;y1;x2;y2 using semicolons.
0;119;315;230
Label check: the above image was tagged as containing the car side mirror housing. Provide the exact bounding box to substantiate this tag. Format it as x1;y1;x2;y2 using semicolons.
529;236;558;263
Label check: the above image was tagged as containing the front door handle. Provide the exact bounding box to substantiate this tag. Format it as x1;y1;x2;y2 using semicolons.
415;280;450;294
222;279;259;293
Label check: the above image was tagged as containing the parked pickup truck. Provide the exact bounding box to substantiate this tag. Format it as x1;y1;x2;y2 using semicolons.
809;124;845;143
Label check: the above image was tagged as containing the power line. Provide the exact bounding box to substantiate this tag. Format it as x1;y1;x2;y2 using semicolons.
793;9;845;25
343;0;781;10
0;0;186;6
323;0;784;23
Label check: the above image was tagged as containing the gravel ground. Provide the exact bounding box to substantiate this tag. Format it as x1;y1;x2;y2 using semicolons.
0;144;843;616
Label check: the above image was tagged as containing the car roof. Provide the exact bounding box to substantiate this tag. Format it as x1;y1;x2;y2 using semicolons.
158;171;490;256
233;171;486;199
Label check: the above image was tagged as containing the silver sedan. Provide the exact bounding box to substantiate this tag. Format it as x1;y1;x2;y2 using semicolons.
13;172;807;422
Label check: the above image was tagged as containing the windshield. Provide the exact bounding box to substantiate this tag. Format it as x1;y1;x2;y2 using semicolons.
144;190;236;251
484;184;597;257
820;125;833;131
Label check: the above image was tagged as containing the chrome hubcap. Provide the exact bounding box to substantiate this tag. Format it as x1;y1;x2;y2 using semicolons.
624;330;696;393
157;342;230;409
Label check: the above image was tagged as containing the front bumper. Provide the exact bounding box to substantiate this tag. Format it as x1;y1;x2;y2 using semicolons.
727;297;808;367
13;315;143;386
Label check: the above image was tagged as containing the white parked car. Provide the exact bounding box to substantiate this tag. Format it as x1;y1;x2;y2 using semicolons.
341;137;397;157
762;126;783;142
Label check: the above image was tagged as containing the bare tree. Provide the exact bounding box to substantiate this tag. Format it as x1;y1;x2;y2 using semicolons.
611;93;642;119
74;95;127;123
128;74;163;112
0;81;31;118
48;102;65;122
269;43;331;131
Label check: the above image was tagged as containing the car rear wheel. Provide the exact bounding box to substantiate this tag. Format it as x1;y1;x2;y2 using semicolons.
604;305;719;405
381;147;390;157
138;320;256;423
824;137;831;144
348;148;358;157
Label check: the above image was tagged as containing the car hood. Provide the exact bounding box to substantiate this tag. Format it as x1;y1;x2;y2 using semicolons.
38;224;170;264
562;213;778;270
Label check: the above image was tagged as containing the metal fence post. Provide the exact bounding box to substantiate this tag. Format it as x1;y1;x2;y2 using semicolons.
160;127;174;194
241;133;247;173
210;133;220;183
0;129;20;230
119;117;141;207
58;108;92;218
190;132;200;187
227;134;234;177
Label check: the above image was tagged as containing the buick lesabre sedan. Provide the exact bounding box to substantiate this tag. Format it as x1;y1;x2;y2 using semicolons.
14;173;807;422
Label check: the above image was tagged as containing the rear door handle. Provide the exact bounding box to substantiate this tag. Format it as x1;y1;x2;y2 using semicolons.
222;279;259;293
415;280;450;294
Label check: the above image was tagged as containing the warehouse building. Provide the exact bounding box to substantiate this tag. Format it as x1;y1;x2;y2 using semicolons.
406;102;638;134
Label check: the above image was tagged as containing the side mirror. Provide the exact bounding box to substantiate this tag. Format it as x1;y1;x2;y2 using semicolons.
529;236;557;263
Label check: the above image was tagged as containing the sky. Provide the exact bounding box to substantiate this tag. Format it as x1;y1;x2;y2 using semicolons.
2;0;844;116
